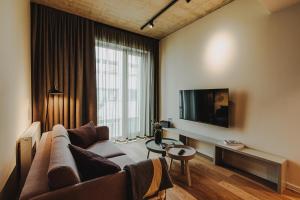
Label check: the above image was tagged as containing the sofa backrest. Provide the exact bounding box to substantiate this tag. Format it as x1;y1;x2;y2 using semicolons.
47;125;81;189
52;124;70;139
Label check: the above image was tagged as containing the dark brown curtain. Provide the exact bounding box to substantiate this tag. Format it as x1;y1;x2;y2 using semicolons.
152;42;160;125
31;3;97;131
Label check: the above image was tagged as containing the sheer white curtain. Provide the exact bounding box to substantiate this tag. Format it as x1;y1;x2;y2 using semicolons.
96;41;151;140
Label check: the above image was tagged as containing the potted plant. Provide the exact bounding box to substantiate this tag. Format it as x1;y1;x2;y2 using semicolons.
153;122;162;144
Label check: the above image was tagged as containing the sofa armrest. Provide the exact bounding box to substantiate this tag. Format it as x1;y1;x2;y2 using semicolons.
31;172;127;200
95;126;109;141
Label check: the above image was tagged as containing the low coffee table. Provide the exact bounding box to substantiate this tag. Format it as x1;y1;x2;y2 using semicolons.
166;145;196;186
145;138;183;159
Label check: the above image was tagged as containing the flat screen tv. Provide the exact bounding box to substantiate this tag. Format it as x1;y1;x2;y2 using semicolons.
179;88;229;128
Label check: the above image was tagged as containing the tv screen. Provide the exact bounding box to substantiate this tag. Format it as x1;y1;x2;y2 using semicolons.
179;89;229;128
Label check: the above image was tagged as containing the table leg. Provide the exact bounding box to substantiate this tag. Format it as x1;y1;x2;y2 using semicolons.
147;150;150;159
169;159;173;171
181;160;185;175
186;160;191;186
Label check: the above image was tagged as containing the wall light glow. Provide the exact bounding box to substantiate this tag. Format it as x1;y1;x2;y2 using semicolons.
204;31;236;73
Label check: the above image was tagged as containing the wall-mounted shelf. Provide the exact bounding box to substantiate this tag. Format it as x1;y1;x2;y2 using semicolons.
215;143;287;193
163;127;287;193
163;128;220;144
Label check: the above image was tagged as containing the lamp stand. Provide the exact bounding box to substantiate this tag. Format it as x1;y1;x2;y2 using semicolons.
44;93;50;132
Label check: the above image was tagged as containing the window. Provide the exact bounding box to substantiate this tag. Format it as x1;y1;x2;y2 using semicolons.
96;42;150;140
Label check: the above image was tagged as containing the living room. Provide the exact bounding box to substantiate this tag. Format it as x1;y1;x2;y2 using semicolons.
1;0;300;200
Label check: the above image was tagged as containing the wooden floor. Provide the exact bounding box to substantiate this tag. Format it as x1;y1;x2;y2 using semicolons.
116;139;300;200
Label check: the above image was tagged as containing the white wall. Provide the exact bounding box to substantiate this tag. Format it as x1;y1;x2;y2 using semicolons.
0;0;31;191
160;0;300;188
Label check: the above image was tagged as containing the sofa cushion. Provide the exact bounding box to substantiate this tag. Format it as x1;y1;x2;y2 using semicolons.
108;155;135;169
95;126;109;140
48;133;81;190
68;121;98;148
86;140;125;158
69;144;121;181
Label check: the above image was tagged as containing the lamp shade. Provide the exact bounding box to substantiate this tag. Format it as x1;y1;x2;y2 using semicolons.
48;87;63;95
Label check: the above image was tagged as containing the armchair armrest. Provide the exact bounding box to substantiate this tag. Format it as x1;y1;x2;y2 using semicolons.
95;126;109;141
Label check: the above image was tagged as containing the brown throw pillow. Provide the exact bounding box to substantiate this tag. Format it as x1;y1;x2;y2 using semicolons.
68;121;98;148
68;144;121;181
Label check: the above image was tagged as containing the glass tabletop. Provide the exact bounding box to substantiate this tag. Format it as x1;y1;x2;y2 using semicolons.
145;138;183;153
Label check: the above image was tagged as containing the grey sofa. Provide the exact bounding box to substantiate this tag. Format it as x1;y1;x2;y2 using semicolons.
20;124;135;200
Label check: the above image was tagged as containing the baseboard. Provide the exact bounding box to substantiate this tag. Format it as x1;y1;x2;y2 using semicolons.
286;182;300;194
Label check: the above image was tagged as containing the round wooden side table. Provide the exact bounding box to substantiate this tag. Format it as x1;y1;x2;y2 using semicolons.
145;138;183;158
166;145;196;187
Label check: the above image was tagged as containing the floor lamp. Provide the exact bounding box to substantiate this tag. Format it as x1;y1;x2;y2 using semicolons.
44;87;64;132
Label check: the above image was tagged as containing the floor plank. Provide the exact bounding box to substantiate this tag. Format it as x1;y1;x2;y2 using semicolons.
116;139;300;200
218;181;261;200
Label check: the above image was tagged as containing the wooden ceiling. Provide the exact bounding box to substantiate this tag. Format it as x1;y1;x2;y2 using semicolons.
31;0;233;39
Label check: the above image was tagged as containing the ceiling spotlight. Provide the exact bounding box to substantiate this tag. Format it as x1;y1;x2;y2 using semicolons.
140;0;178;30
140;0;191;30
148;21;154;29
